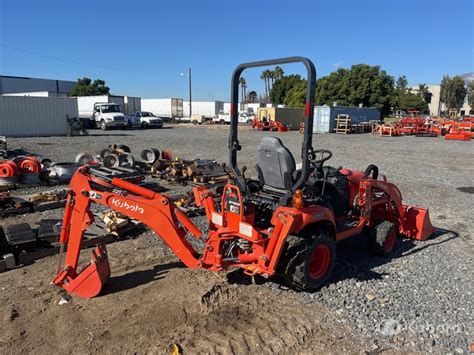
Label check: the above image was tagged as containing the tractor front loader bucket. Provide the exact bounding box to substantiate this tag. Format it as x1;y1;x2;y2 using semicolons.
53;245;111;298
401;206;434;241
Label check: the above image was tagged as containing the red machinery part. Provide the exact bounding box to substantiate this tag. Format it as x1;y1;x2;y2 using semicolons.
445;132;471;141
0;161;20;177
18;157;42;173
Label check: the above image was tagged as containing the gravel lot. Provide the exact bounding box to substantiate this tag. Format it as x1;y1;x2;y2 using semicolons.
2;125;473;353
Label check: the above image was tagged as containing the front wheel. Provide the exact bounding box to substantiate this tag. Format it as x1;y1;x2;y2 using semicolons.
100;120;107;131
367;221;398;256
278;228;335;291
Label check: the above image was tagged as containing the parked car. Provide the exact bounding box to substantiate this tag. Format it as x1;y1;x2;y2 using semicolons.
133;111;164;128
213;111;255;125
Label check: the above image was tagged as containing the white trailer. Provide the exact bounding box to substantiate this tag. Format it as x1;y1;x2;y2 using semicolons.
141;98;183;120
183;101;224;118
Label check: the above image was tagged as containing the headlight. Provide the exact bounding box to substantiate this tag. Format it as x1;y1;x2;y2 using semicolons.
106;117;113;121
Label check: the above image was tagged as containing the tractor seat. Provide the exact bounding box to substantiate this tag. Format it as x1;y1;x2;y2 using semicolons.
256;136;296;190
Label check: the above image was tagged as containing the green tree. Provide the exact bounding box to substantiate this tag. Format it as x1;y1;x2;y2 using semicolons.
397;92;428;112
440;75;467;112
315;64;394;116
69;77;110;96
269;74;306;105
396;75;408;91
284;80;307;108
467;81;474;110
418;83;430;102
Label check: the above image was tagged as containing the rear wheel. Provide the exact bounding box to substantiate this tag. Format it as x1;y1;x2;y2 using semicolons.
368;221;398;256
278;228;335;291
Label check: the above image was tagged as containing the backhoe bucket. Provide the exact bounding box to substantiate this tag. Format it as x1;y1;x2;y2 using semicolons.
401;206;434;241
64;245;111;298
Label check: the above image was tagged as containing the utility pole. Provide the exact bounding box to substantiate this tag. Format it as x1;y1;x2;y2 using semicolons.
189;67;192;118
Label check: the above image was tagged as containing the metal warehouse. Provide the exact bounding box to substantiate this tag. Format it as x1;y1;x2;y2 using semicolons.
0;75;76;95
0;96;78;137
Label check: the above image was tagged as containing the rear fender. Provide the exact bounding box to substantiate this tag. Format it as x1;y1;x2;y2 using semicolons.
292;205;336;235
265;206;335;274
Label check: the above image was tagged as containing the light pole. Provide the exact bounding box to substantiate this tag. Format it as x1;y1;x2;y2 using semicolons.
180;67;192;118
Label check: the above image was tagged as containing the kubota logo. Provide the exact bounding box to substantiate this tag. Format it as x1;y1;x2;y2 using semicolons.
111;198;144;214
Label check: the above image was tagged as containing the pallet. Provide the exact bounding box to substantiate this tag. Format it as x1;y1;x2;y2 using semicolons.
334;114;351;134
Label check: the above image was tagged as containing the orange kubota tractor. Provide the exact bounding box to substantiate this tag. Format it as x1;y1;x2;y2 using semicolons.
52;57;434;298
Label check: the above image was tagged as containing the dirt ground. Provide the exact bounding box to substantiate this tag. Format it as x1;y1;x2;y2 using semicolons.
0;238;363;353
1;125;473;353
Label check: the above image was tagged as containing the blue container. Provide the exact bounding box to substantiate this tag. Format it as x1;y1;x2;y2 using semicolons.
313;105;380;133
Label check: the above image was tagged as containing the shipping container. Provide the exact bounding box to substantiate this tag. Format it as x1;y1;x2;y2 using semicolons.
141;98;184;119
312;105;381;133
183;101;224;118
0;96;77;137
257;107;305;130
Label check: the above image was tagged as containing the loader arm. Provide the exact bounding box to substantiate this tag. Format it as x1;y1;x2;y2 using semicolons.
51;167;202;298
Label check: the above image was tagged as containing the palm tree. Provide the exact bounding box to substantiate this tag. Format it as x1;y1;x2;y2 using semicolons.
248;90;257;103
418;83;430;102
274;66;284;81
268;70;275;91
239;77;247;104
261;71;269;102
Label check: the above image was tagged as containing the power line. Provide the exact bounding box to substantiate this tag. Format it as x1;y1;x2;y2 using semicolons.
0;43;185;73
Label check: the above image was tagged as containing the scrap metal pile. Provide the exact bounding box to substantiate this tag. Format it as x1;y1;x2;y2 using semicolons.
76;144;231;185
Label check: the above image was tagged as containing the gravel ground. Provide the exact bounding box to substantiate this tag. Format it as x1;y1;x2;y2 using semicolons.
4;124;474;352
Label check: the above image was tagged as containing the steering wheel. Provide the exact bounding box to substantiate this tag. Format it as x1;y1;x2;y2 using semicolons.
310;149;333;177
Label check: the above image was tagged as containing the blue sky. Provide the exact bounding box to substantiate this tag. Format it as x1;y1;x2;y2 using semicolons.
0;0;472;101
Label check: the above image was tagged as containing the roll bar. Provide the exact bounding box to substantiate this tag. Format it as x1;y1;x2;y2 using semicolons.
229;56;316;203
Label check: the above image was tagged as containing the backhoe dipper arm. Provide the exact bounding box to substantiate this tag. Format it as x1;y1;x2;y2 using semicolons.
52;167;202;298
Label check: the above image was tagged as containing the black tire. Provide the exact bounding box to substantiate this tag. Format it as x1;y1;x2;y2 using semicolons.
141;122;148;129
127;120;132;129
219;119;225;125
100;120;107;131
278;227;335;291
367;221;398;256
192;120;198;125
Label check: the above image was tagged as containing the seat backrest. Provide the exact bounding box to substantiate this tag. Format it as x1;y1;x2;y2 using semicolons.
257;136;296;190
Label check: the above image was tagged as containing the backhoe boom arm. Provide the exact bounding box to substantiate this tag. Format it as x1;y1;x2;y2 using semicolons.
52;167;202;298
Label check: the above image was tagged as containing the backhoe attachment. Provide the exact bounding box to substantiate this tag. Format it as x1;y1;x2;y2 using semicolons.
51;166;202;298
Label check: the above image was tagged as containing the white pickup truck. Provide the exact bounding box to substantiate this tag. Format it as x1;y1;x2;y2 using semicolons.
213;111;255;125
132;111;164;128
